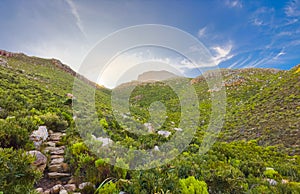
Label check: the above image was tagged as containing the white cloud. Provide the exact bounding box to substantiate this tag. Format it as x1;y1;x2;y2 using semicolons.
210;43;233;65
197;26;207;38
253;18;263;26
285;0;300;17
273;49;286;60
98;53;183;88
225;0;242;8
65;0;87;38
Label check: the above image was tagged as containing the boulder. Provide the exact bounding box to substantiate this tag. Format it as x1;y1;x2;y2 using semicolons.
27;150;47;172
30;126;48;149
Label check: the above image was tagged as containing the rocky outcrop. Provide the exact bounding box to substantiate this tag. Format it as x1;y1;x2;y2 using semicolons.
0;49;14;57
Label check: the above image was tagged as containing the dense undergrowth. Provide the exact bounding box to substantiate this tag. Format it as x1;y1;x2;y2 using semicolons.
0;54;299;193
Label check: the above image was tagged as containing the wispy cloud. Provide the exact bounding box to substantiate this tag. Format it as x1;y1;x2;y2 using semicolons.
285;0;300;17
65;0;87;38
225;0;242;8
210;43;233;65
197;26;207;38
250;7;275;27
273;49;286;60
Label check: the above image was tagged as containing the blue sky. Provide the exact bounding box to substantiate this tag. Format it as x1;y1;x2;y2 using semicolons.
1;0;300;86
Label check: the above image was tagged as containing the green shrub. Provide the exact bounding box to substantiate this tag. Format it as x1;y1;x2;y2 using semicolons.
264;168;281;180
0;119;30;149
179;176;209;194
0;148;41;193
95;181;119;194
71;142;88;156
40;112;68;131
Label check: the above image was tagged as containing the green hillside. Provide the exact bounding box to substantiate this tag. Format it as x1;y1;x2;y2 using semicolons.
0;53;299;193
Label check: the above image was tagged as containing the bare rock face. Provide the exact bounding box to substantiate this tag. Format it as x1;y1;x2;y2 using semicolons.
30;126;48;149
27;150;47;172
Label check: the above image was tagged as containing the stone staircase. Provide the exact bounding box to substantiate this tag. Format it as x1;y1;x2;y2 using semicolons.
35;131;78;194
30;127;95;193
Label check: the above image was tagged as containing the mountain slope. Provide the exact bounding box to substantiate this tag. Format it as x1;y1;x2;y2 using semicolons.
0;52;299;193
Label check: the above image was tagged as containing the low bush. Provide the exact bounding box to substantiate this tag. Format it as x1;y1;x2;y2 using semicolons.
0;148;41;193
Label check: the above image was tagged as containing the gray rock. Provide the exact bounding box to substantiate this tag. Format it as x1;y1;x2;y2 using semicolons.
173;127;183;131
79;182;94;190
64;184;76;192
30;126;48;149
154;146;160;151
51;184;64;193
27;150;47;172
59;190;68;194
157;130;171;137
266;178;277;186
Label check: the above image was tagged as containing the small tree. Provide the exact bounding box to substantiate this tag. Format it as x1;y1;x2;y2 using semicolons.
179;176;209;194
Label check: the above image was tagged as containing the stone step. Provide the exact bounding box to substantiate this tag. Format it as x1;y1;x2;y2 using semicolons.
51;155;64;159
50;158;64;165
51;149;65;155
45;141;56;147
48;172;71;179
48;163;69;172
